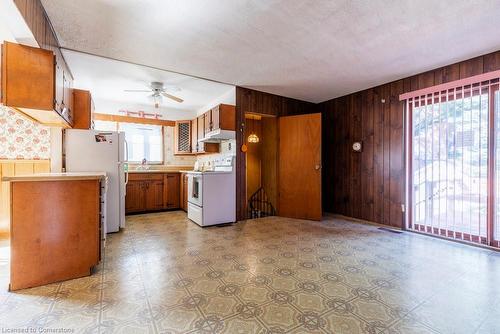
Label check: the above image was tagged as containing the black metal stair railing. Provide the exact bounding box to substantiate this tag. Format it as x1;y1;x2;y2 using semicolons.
247;187;276;219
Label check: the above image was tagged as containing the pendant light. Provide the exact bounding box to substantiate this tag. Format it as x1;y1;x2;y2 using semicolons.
247;117;260;143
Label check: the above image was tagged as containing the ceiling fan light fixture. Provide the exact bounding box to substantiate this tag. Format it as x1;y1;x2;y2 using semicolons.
124;81;184;108
153;95;161;109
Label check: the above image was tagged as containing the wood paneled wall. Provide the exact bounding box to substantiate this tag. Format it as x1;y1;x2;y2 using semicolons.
235;87;316;220
261;117;278;210
319;50;500;228
13;0;58;50
13;0;73;79
0;160;50;236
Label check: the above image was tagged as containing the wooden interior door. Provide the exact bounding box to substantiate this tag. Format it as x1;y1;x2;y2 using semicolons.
279;113;322;220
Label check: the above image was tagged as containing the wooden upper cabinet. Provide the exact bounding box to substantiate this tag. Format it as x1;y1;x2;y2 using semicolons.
197;104;236;137
191;119;199;153
1;42;55;111
204;109;212;134
170;104;234;155
174;120;192;154
1;41;73;127
210;104;236;132
197;114;206;153
73;89;94;129
211;106;219;131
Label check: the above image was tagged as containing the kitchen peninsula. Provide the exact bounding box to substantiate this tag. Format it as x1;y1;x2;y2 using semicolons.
2;172;105;291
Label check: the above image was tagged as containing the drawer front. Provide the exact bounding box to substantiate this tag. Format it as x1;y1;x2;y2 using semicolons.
187;202;203;226
128;172;164;181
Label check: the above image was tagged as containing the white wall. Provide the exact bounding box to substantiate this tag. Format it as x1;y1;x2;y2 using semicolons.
0;0;38;47
95;99;198;121
196;87;236;116
50;128;63;172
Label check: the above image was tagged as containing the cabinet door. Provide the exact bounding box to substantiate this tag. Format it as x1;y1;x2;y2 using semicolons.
191;119;198;153
1;42;55;110
219;104;236;131
211;105;220;131
73;89;92;129
165;174;180;209
125;181;145;213
54;60;64;115
60;69;73;125
204;110;212;133
145;180;164;211
197;115;205;152
174;121;192;154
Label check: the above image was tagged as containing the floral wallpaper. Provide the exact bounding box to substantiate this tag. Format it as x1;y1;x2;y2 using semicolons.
0;106;50;159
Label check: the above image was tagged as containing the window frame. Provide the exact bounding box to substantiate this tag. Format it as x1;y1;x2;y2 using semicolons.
93;120;165;165
119;123;164;165
403;72;500;248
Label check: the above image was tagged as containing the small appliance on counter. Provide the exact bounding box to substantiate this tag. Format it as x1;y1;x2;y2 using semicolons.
187;156;235;227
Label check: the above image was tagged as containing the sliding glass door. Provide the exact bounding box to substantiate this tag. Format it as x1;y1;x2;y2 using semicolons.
409;80;499;247
494;87;500;246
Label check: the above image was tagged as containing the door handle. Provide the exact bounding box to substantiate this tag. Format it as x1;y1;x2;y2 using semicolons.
315;164;322;170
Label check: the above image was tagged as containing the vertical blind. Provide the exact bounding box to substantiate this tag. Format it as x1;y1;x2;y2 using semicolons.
401;70;500;247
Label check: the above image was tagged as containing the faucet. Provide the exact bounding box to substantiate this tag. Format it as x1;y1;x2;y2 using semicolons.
136;158;150;170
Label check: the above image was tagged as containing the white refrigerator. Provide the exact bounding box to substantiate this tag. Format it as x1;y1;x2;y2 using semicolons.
65;129;127;234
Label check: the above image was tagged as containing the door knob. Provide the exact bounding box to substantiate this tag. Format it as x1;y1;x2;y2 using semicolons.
315;164;322;170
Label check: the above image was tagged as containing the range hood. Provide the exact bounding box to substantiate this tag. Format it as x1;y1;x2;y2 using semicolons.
198;128;235;143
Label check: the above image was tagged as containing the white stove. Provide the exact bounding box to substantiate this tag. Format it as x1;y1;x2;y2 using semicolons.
187;156;236;227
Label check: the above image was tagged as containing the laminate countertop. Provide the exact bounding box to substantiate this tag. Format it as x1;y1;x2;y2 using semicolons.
2;172;107;182
129;170;192;174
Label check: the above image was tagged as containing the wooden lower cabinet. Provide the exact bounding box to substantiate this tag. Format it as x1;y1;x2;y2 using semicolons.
125;172;180;214
9;178;101;290
164;173;180;209
146;180;165;211
125;180;145;213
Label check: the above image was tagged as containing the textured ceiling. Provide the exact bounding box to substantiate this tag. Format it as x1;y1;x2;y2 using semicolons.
41;0;500;103
62;50;234;119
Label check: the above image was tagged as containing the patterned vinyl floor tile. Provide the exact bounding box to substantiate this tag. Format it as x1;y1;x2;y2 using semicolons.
0;212;499;333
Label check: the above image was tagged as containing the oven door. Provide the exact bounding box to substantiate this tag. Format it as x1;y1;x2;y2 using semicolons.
187;174;203;207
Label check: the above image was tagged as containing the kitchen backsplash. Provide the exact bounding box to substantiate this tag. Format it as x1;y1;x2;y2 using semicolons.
0;106;50;160
164;126;197;166
196;139;236;165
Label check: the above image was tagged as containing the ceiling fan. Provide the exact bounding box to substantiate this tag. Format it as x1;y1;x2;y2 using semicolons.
124;81;184;108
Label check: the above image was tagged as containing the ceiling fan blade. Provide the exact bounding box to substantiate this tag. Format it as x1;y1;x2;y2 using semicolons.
163;85;181;92
161;92;183;103
124;89;151;92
